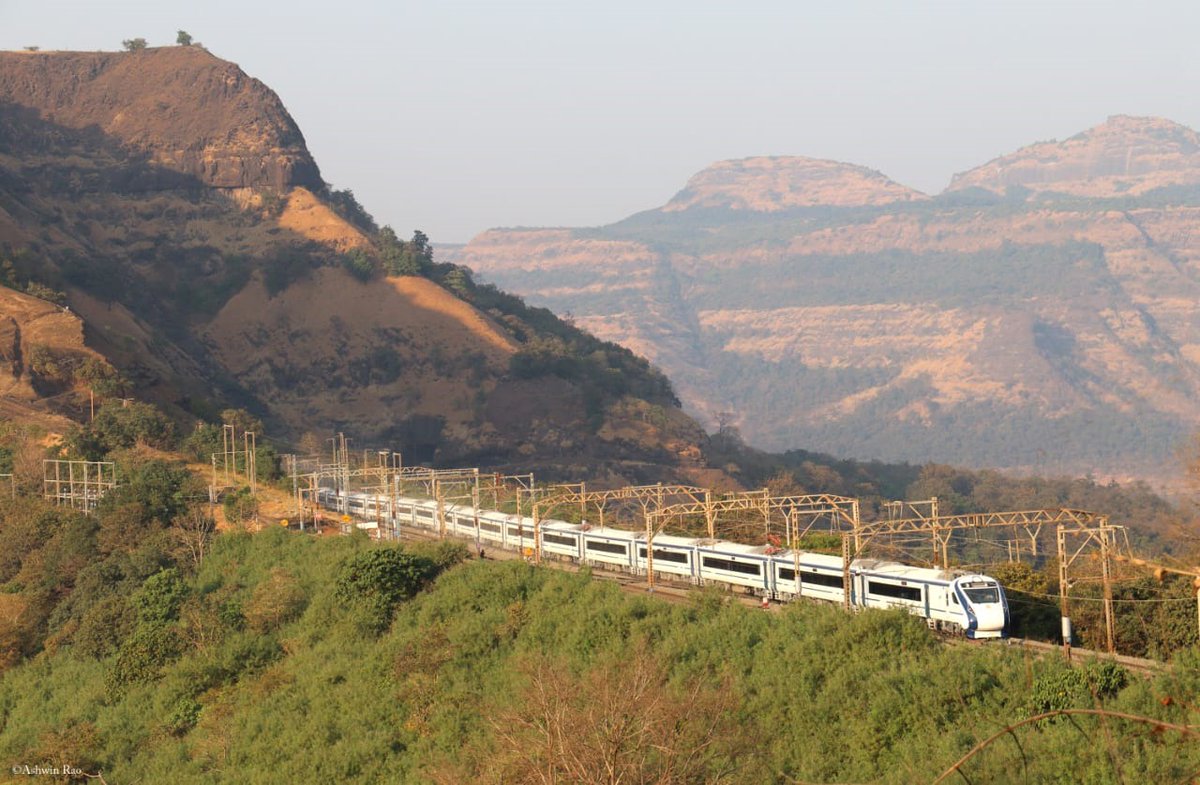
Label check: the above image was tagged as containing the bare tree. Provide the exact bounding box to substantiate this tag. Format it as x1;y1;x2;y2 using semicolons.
298;431;323;457
436;646;752;785
171;505;215;568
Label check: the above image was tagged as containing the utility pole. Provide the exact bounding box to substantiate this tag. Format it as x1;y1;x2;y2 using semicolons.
342;434;351;513
841;533;853;612
1100;525;1116;654
645;507;655;592
472;485;481;550
704;490;715;539
533;500;542;565
436;479;446;539
288;454;303;531
244;431;257;494
792;511;801;598
1058;526;1072;661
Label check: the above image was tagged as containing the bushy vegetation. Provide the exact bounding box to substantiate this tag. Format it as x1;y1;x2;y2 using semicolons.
0;250;67;305
65;400;176;459
0;529;1194;784
324;187;378;234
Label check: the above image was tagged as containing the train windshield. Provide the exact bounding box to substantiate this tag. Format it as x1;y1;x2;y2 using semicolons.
963;587;1000;604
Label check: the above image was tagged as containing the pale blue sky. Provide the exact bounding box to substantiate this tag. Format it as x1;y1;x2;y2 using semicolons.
2;1;1198;242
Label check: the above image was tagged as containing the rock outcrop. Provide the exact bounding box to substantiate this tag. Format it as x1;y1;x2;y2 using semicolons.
0;48;321;190
948;115;1200;198
665;156;926;211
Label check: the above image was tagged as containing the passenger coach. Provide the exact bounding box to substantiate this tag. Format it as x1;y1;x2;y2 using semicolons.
320;490;1010;638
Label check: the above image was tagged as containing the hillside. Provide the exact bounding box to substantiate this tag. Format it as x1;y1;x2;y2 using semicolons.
0;512;1196;784
0;46;712;480
458;116;1200;483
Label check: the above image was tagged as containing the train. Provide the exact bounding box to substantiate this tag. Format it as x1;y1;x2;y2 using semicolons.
318;488;1010;639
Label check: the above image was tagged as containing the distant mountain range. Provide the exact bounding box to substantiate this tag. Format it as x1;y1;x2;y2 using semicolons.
455;116;1200;483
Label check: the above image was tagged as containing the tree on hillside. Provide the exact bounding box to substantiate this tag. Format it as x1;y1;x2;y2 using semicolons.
342;248;376;282
379;227;434;277
176;30;193;46
441;647;751;784
336;548;436;634
171;505;214;569
410;230;435;267
221;408;264;437
122;38;148;52
442;267;471;296
222;487;257;528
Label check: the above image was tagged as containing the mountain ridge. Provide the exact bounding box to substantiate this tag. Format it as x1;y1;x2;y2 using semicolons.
664;156;927;212
948;115;1200;198
459;115;1200;483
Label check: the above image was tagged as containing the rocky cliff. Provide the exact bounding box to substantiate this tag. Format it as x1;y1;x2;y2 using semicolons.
0;48;321;190
461;116;1200;483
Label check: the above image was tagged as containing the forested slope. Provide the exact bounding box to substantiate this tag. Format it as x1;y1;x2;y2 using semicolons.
0;518;1196;784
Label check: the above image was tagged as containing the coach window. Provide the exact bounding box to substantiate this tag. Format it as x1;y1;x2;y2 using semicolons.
701;556;761;576
586;541;629;555
867;581;921;602
638;547;688;564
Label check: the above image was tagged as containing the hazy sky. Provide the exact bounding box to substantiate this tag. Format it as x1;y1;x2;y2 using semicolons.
3;1;1199;242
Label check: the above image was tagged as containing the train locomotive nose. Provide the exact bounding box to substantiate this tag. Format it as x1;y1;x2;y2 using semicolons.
971;603;1006;638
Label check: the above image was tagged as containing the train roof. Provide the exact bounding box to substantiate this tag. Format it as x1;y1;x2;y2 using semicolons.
540;520;580;533
580;526;637;541
777;550;845;569
635;533;699;548
855;559;957;582
696;541;774;557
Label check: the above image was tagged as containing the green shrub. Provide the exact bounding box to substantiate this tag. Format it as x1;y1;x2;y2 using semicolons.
133;568;187;625
73;595;136;658
166;696;201;736
341;248;376;282
68;401;175;458
1029;665;1088;716
335;547;435;634
1027;660;1125;719
107;623;182;691
222;487;258;527
244;568;307;633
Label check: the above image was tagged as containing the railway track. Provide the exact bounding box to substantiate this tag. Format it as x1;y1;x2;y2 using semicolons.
998;636;1163;676
353;520;1166;674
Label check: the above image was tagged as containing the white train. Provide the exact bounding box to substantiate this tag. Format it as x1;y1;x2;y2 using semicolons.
319;489;1010;639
